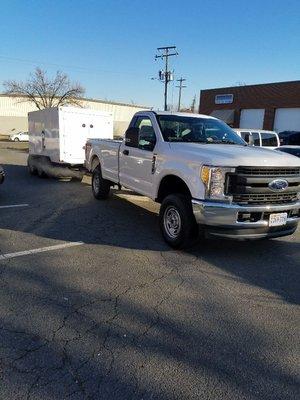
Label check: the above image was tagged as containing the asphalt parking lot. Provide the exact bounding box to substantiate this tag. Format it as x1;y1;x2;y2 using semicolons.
0;147;299;400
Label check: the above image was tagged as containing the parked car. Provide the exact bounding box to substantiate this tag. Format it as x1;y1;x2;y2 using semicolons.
0;165;5;184
275;145;300;158
279;131;300;146
10;131;29;142
234;129;280;149
85;111;300;248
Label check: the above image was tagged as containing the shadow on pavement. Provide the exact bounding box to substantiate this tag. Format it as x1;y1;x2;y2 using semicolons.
0;252;299;399
1;163;299;306
0;163;299;398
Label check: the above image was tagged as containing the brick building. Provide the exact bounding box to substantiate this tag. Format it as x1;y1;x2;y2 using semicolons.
199;80;300;132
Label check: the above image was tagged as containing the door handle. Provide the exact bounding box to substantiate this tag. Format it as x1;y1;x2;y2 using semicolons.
123;149;129;156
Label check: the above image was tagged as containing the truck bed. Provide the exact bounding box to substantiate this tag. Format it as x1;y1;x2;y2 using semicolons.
85;138;122;183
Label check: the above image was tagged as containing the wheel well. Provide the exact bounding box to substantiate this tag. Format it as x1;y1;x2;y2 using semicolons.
156;175;192;203
91;156;100;171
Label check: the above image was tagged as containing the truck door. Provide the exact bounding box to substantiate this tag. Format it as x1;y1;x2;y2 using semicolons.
119;116;157;197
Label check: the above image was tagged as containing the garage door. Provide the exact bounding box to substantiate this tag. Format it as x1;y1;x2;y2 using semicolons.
239;109;265;129
274;108;300;132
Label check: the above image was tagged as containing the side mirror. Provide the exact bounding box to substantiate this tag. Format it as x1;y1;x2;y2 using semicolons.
125;127;139;147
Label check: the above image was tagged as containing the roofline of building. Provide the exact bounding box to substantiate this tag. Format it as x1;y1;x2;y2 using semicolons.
0;93;151;110
201;80;300;92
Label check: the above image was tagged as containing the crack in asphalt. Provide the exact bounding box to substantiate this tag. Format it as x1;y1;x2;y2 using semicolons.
0;255;183;400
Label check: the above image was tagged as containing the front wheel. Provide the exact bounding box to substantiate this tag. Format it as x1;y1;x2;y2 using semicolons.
14;138;20;142
159;194;198;249
92;165;111;199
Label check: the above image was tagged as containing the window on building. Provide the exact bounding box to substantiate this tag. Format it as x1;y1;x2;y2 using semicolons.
215;94;234;104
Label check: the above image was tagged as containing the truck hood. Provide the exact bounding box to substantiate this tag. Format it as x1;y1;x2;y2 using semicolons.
169;143;300;167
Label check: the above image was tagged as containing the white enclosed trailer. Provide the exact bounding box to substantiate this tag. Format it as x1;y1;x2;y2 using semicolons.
27;106;113;178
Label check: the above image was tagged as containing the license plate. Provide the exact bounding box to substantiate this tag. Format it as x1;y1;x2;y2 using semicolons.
269;212;287;227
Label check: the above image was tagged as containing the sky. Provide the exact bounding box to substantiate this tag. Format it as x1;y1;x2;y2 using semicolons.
0;0;299;110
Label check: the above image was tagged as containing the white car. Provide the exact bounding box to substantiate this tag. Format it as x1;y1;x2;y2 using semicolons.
85;111;300;248
10;131;29;142
234;129;280;149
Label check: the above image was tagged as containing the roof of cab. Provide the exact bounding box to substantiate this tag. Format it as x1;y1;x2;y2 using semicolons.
134;110;215;119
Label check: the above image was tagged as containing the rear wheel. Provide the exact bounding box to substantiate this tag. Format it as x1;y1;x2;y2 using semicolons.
92;165;111;199
159;194;198;249
14;138;19;142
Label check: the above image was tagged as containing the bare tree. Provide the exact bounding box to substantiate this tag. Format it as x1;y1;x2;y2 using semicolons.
3;67;85;109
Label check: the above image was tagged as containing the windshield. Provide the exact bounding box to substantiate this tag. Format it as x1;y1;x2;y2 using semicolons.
157;115;245;145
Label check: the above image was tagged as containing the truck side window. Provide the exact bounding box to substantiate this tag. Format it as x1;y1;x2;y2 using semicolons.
135;117;156;151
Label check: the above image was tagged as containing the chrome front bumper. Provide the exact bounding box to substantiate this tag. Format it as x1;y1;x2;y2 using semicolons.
192;199;300;239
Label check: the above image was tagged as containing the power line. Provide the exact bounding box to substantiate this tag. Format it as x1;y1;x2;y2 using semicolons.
155;46;178;111
0;54;142;78
176;78;186;111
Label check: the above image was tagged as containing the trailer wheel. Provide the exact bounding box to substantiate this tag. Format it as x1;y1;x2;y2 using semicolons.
92;165;110;199
37;167;47;178
159;194;198;249
27;157;37;176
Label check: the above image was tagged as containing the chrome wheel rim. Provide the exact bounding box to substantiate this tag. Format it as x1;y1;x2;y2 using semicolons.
93;173;100;193
163;206;181;239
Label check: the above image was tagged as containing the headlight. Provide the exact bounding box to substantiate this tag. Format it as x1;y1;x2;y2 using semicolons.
201;165;234;201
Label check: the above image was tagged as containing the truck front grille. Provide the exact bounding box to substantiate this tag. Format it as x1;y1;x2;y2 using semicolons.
232;192;298;205
236;167;300;176
227;167;300;205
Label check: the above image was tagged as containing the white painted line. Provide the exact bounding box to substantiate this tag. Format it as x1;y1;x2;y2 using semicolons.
0;204;29;209
0;242;84;261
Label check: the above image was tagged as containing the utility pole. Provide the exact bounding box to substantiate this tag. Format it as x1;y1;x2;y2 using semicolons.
155;46;178;111
176;78;186;111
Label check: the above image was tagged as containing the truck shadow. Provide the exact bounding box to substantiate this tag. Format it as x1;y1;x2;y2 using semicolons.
1;163;300;308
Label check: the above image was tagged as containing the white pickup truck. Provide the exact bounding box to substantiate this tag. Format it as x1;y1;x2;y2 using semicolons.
85;111;300;248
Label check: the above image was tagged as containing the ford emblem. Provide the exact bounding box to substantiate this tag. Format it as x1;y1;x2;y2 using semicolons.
268;179;289;191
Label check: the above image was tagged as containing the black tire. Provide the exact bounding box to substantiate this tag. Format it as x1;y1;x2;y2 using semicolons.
92;165;111;199
14;138;20;142
37;167;47;178
159;194;198;249
27;157;37;175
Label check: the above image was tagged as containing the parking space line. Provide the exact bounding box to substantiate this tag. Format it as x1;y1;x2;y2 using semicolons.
0;204;29;209
0;242;84;261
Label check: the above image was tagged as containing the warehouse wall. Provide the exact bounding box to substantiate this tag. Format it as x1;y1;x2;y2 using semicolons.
199;80;300;130
0;95;150;136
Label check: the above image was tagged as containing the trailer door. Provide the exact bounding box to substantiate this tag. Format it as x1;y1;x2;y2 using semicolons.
61;111;89;164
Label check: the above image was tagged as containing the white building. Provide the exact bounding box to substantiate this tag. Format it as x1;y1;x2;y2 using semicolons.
0;94;150;136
